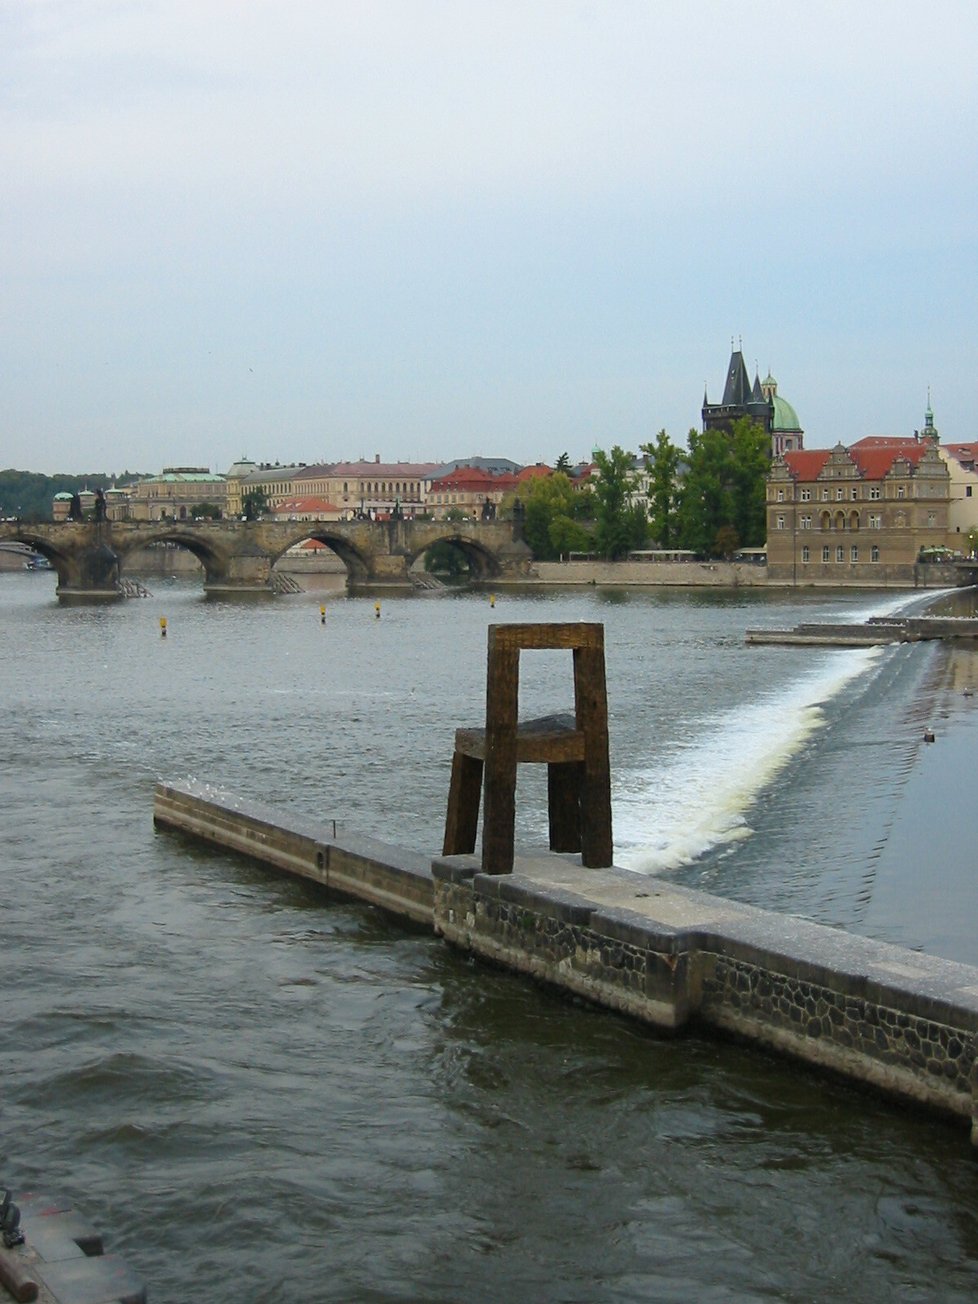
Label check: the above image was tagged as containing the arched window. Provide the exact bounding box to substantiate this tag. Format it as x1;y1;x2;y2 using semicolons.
820;511;831;531
834;510;846;531
849;511;860;531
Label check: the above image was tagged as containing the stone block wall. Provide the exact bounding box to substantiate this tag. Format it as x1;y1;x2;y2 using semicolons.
432;856;978;1139
433;859;693;1031
699;952;975;1119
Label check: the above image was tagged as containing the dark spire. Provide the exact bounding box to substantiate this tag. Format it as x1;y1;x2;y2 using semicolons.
721;350;753;407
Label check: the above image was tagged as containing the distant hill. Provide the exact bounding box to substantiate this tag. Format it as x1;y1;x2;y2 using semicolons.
0;469;149;521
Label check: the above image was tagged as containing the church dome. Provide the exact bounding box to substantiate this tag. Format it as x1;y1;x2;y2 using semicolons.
772;393;801;432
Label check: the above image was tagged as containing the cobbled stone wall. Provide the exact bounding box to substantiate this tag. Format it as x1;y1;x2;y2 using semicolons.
700;953;975;1116
433;857;978;1140
433;867;692;1029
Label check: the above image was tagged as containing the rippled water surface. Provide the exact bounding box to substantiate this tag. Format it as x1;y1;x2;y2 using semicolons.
3;573;978;1302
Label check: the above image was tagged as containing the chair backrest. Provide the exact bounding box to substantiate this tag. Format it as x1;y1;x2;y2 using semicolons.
482;623;612;872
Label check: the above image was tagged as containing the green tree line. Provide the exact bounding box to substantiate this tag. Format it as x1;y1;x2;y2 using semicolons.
0;469;148;522
512;418;769;561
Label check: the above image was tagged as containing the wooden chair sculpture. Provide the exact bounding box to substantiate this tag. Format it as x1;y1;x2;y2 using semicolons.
443;622;613;874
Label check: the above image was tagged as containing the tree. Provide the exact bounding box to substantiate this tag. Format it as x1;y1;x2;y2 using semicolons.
424;539;469;576
555;451;571;473
0;469;147;521
592;446;648;559
728;417;770;547
640;429;682;548
677;427;732;555
677;418;769;556
243;487;269;520
714;524;740;559
517;472;589;560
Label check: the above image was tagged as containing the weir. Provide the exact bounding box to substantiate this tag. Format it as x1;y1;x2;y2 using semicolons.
152;617;978;1148
746;614;978;646
153;777;978;1144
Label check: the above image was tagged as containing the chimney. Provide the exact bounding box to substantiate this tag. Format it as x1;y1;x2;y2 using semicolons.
375;453;380;463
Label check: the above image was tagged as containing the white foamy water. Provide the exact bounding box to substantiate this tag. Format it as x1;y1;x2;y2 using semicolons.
614;645;883;874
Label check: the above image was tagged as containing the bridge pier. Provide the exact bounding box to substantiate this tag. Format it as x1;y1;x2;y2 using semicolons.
202;549;275;598
353;553;412;592
56;536;122;604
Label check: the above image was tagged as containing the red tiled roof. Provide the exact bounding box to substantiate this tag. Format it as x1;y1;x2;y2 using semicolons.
782;449;832;480
944;443;978;467
431;467;518;491
516;463;553;482
849;436;918;449
274;496;340;515
850;443;930;480
784;442;933;482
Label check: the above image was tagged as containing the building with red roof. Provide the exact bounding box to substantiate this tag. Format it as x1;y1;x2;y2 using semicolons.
766;432;950;584
427;464;518;519
515;463;553;484
293;457;441;519
270;495;342;521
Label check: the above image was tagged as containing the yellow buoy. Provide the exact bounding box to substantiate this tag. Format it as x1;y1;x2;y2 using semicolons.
490;594;496;608
375;601;381;619
320;605;326;624
159;616;167;638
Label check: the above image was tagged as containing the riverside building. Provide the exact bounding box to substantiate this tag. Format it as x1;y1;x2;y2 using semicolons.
766;436;950;584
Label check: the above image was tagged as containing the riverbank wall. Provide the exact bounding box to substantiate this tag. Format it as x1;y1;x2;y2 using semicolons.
510;560;963;589
154;778;978;1144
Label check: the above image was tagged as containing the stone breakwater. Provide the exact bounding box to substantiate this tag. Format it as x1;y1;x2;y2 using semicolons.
154;779;978;1144
432;854;978;1128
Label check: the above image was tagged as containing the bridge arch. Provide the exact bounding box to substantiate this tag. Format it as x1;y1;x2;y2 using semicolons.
0;528;87;594
265;525;372;586
112;525;226;573
405;528;503;581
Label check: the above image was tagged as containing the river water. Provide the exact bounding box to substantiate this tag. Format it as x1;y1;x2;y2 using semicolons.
3;572;978;1302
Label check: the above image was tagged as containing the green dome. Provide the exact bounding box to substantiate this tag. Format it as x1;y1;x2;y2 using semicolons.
771;393;801;432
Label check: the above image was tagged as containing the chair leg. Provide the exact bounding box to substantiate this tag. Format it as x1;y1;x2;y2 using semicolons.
579;755;613;867
443;752;483;855
547;761;582;852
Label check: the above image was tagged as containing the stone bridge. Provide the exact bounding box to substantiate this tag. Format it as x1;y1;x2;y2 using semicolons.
0;518;534;601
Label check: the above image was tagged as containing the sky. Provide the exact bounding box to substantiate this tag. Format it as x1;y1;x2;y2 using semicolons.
3;0;977;476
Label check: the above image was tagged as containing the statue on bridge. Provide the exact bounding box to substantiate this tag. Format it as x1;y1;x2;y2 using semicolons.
93;488;107;522
68;493;83;522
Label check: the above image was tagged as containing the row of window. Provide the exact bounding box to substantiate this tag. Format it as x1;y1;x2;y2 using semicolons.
339;481;422;495
776;485;899;502
775;511;936;530
799;545;881;563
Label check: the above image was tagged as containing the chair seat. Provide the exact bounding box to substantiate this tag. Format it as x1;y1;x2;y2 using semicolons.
442;623;612;873
453;712;585;763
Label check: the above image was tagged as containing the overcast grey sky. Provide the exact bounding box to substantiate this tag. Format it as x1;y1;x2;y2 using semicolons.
3;0;976;474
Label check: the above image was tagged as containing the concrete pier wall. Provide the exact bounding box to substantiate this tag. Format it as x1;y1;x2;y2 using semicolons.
153;781;433;925
154;779;978;1141
432;856;978;1131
